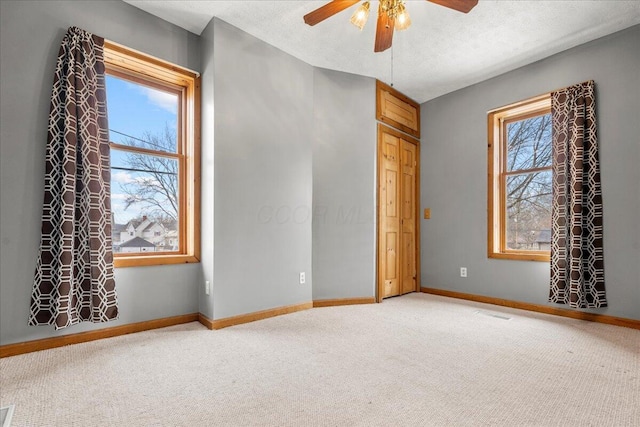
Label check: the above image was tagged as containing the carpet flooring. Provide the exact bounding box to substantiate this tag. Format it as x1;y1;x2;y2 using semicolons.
1;293;638;426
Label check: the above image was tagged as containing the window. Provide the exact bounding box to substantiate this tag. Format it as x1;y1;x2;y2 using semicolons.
104;41;200;267
488;94;552;261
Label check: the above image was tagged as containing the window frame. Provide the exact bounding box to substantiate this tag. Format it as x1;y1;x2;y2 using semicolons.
487;94;551;262
104;41;201;268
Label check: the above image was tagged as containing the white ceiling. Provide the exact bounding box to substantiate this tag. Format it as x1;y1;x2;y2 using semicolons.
123;0;640;103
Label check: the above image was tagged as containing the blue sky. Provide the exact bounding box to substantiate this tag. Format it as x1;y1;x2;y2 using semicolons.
106;74;178;225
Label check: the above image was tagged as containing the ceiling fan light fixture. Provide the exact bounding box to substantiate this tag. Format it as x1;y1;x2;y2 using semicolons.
350;1;370;30
303;0;478;52
395;3;411;31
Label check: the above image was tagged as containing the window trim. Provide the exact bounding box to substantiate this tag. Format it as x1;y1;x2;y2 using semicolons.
488;94;551;262
104;41;201;268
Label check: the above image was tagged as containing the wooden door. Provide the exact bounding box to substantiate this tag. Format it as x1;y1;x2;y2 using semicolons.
377;124;420;301
378;130;401;298
400;140;417;294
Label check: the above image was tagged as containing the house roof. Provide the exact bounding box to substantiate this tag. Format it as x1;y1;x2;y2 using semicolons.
126;219;142;229
142;222;163;232
119;236;155;248
162;219;177;230
536;229;551;243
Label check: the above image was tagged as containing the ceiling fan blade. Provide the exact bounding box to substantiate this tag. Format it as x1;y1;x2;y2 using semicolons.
304;0;360;26
427;0;478;13
374;10;395;52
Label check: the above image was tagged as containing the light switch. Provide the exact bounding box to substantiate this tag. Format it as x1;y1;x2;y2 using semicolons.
424;208;431;219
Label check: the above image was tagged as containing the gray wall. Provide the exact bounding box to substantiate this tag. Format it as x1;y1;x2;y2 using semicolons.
312;69;377;301
198;16;215;319
200;22;379;318
420;25;640;320
208;19;314;319
0;0;201;345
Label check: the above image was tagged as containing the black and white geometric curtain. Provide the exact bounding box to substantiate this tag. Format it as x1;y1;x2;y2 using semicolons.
30;27;118;329
549;80;606;308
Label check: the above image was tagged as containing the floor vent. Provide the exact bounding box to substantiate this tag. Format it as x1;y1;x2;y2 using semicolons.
1;405;15;427
475;310;512;320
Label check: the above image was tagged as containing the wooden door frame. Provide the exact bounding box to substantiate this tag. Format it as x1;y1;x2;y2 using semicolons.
376;123;421;302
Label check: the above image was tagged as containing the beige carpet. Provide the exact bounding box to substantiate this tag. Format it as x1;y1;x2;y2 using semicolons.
1;293;638;426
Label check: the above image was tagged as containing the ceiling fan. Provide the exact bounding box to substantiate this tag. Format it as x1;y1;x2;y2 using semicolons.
304;0;478;52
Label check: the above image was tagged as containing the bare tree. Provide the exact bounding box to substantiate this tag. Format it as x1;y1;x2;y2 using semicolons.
119;125;178;223
505;114;553;249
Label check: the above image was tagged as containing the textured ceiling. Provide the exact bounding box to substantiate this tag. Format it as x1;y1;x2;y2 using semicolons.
123;0;640;103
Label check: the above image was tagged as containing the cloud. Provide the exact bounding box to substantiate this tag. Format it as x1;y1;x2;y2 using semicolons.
133;176;161;187
138;86;177;115
112;172;161;187
112;171;134;184
118;79;177;115
111;193;128;201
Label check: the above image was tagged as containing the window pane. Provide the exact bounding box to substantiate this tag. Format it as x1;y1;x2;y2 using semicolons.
105;74;178;153
507;113;552;171
506;171;552;251
111;149;179;253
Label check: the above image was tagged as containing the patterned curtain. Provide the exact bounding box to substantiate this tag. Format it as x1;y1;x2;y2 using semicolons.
549;80;606;308
30;27;118;329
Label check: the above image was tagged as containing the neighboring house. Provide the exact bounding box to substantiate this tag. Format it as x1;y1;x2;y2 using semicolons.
111;215;175;253
163;230;178;251
139;221;166;246
535;229;551;251
119;236;156;253
508;229;552;251
119;216;167;247
111;222;127;251
121;221;137;243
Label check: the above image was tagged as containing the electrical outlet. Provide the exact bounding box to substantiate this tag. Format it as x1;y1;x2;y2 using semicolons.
299;272;306;284
205;280;210;295
460;267;467;278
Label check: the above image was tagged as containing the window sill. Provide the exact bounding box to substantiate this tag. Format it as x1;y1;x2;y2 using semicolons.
488;252;550;262
114;254;200;268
